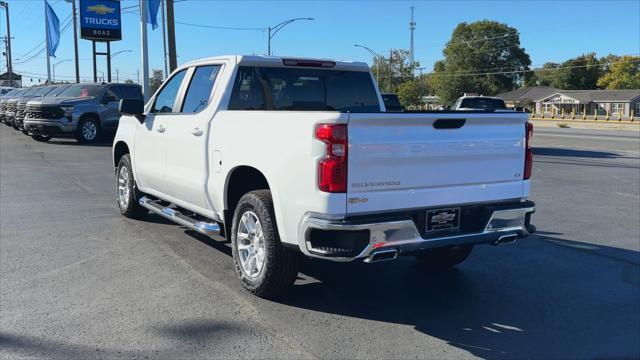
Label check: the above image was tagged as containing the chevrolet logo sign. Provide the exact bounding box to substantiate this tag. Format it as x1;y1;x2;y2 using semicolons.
87;4;115;15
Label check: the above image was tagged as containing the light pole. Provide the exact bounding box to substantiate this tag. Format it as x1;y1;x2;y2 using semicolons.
53;59;71;83
354;44;381;82
267;17;314;55
111;49;133;60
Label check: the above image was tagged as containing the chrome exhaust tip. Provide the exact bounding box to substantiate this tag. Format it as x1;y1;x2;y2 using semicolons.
492;234;518;246
365;249;399;263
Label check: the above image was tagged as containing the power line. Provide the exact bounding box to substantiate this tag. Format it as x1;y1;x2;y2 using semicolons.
174;21;263;31
13;15;73;66
425;60;640;78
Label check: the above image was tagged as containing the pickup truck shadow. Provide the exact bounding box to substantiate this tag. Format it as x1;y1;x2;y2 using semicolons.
272;235;639;359
176;221;639;358
533;147;622;159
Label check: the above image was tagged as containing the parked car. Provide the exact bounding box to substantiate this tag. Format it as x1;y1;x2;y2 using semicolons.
453;95;507;111
5;87;43;128
0;88;23;124
24;83;143;143
15;85;68;133
381;93;405;112
113;55;535;297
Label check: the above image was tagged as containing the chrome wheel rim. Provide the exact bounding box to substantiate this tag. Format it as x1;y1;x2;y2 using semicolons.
82;121;97;140
117;165;130;209
237;211;266;279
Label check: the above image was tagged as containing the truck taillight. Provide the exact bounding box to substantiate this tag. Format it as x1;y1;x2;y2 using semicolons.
524;122;533;180
316;124;347;193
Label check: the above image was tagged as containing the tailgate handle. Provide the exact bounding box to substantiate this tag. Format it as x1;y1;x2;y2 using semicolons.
434;119;466;129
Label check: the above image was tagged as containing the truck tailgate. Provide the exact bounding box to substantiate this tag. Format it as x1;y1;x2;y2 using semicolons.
346;112;529;214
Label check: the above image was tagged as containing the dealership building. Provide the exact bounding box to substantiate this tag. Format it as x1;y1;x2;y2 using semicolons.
498;87;640;118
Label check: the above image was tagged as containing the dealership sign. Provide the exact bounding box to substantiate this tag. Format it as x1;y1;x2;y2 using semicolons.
79;0;121;41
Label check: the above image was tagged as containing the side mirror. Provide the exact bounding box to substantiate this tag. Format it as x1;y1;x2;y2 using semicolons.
119;99;145;119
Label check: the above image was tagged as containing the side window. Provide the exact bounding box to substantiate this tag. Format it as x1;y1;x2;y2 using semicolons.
119;86;142;100
104;87;121;103
152;69;187;114
181;65;222;113
228;67;266;110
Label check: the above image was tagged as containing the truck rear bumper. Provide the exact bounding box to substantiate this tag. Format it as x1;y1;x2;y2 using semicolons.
299;201;535;262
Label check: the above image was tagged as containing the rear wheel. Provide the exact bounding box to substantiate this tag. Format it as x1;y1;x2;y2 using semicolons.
414;245;473;269
76;116;100;144
31;134;52;142
231;190;299;298
116;154;147;219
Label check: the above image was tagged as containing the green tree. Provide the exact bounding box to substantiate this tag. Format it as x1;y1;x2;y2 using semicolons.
597;55;640;89
396;78;430;107
429;20;532;104
371;49;419;93
553;53;603;89
527;62;560;87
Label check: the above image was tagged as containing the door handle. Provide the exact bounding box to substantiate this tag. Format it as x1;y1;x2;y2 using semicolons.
156;125;166;133
191;127;203;136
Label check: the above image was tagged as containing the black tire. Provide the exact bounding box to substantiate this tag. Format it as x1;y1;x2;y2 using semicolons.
413;245;473;269
231;190;299;298
76;116;100;144
31;134;52;142
116;154;147;219
21;128;29;135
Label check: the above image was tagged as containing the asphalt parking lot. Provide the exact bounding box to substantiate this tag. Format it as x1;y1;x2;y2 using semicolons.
1;125;639;359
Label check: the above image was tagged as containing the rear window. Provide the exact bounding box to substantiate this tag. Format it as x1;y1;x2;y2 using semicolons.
228;66;380;112
382;93;403;111
459;97;506;110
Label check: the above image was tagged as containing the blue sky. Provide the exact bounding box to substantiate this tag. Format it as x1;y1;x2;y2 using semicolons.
3;0;640;85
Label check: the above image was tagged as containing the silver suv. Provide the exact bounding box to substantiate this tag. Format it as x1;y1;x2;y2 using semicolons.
24;83;143;143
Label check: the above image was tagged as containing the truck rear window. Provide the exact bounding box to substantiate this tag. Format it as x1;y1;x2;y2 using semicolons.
459;97;506;110
228;66;380;112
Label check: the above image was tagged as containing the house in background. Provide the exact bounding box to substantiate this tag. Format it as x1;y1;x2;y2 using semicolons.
535;89;640;118
0;71;22;87
498;86;558;112
498;87;640;118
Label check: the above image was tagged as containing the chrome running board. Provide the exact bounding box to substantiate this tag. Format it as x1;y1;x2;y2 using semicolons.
139;196;220;236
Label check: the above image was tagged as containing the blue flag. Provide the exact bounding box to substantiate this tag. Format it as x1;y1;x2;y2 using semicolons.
45;0;60;58
146;0;161;30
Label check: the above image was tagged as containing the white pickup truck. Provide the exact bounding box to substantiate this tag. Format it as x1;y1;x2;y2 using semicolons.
113;55;535;297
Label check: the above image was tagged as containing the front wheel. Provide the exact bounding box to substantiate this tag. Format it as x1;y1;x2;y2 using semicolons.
231;190;299;298
31;134;52;142
116;154;147;219
76;117;100;144
413;245;473;269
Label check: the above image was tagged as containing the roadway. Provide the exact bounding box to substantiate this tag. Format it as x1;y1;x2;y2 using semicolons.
1;125;638;359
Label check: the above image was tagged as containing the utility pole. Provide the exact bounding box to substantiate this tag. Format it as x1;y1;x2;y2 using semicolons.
409;5;415;75
0;1;13;87
388;50;393;93
67;0;80;83
166;0;177;72
161;0;168;78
